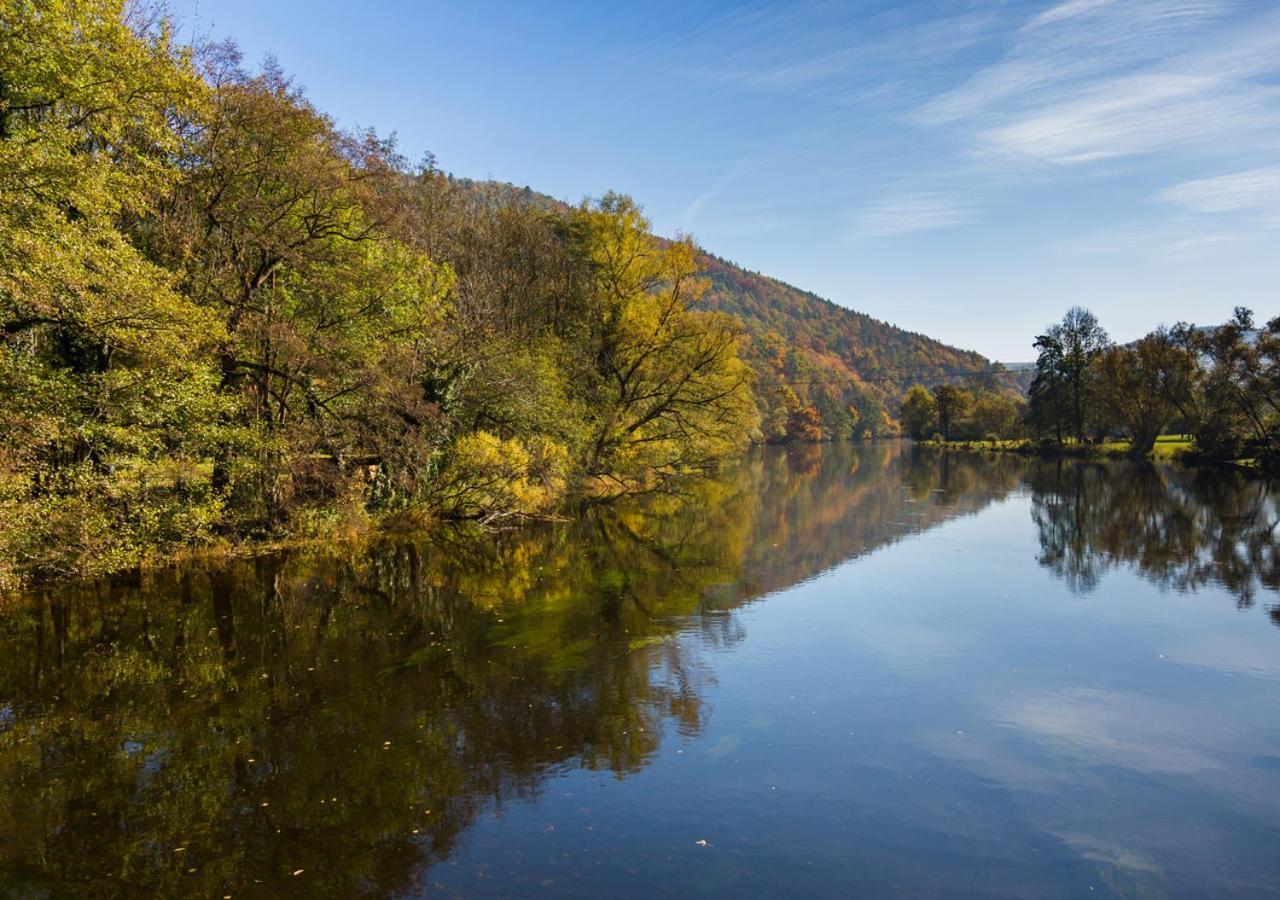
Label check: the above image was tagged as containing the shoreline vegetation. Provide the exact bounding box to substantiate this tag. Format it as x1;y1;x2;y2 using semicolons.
2;1;1016;591
4;3;1278;591
901;305;1280;473
919;435;1242;465
3;2;768;589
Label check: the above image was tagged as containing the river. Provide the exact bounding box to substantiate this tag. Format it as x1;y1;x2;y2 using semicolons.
2;444;1278;897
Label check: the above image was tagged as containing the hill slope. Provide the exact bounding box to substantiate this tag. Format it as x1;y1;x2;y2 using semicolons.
453;177;1010;439
695;252;1012;438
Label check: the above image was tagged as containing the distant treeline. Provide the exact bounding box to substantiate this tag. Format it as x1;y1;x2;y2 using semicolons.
900;306;1280;469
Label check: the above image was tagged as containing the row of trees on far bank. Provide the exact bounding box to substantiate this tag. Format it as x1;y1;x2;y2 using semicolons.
899;381;1025;444
1028;306;1280;464
898;305;1280;468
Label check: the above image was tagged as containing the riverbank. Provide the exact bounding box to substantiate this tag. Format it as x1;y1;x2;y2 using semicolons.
919;435;1258;468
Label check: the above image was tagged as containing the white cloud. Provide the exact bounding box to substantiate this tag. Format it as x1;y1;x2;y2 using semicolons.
652;0;1280;260
918;0;1235;128
998;687;1222;774
978;73;1272;165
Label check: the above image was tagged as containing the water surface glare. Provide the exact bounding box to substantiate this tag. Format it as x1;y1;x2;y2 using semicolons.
2;444;1279;897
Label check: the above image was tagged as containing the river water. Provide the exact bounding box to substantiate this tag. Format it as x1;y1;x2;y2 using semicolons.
2;444;1278;897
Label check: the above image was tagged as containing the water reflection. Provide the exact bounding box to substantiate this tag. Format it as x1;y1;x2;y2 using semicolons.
1028;458;1280;613
0;445;1004;896
0;445;1275;895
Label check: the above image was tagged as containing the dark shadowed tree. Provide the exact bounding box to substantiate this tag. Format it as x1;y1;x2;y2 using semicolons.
931;384;971;441
1095;329;1197;456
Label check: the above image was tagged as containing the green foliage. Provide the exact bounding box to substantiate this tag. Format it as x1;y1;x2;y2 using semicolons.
1094;330;1197;457
1017;306;1279;468
1180;309;1280;466
899;385;937;440
1028;307;1110;443
931;384;971;441
0;0;227;586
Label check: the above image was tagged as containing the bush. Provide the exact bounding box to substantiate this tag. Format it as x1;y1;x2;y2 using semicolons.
430;431;570;523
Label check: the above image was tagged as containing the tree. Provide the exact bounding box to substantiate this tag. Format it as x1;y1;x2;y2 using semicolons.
154;54;452;522
1028;332;1066;442
971;393;1023;443
900;385;937;440
576;195;758;487
1029;308;1109;443
1059;307;1110;442
1094;330;1197;456
931;384;972;441
0;0;226;583
1183;308;1280;467
786;405;824;442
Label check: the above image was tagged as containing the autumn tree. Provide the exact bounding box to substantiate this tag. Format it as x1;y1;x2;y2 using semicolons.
0;0;226;582
899;385;937;440
153;52;452;522
577;195;758;488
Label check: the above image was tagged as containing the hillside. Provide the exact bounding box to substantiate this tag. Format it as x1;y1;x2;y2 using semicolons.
451;177;1011;440
695;252;1014;439
699;252;991;387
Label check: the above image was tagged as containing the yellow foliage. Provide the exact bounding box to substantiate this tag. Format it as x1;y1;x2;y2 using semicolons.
433;432;569;522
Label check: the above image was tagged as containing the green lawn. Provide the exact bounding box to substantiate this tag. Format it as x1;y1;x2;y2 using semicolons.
925;435;1196;461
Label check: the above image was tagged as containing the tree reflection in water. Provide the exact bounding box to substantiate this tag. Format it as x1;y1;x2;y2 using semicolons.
0;445;1008;896
0;445;1273;895
1028;458;1280;612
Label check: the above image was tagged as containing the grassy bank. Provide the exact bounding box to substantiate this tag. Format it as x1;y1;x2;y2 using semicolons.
920;435;1259;467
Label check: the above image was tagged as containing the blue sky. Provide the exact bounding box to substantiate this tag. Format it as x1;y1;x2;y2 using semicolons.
171;0;1280;361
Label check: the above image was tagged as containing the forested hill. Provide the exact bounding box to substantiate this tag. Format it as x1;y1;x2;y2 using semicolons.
454;177;1009;440
697;253;991;388
695;252;1007;438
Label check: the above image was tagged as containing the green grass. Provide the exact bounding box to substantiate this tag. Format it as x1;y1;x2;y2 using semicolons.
924;435;1195;461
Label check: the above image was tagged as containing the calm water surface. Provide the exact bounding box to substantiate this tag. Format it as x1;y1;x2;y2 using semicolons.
2;445;1279;898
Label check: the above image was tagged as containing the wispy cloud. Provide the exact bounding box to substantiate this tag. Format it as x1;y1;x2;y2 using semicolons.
899;0;1280;251
1025;0;1121;31
1157;165;1280;215
1060;164;1280;259
673;3;998;96
917;0;1234;129
851;193;973;238
978;72;1272;165
679;161;754;233
645;0;1280;258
